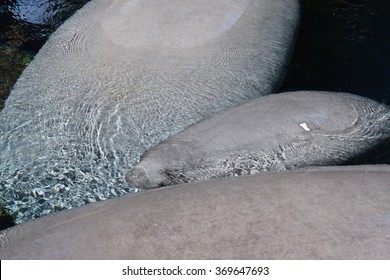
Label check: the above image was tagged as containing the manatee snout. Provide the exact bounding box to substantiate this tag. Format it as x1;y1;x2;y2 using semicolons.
125;167;150;188
125;165;168;189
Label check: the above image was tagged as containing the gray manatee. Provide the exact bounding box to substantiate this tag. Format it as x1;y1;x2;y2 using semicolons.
126;91;390;188
1;165;389;259
0;0;300;223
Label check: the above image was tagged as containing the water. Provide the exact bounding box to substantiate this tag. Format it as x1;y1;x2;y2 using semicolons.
0;0;91;228
0;0;389;227
0;0;91;110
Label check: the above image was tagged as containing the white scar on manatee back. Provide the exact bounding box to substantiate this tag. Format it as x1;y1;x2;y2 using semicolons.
299;122;310;131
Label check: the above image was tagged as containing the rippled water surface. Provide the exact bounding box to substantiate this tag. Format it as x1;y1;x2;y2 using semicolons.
0;0;91;228
1;0;299;224
0;0;389;227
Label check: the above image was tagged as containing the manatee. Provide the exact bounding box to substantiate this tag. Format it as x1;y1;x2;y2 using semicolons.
0;0;300;223
126;91;390;188
1;165;389;259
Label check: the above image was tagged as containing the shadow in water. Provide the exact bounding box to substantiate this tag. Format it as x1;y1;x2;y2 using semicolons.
281;0;390;105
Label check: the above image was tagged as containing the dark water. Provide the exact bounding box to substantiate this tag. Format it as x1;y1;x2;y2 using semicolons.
281;0;390;105
0;0;389;227
280;0;390;164
0;0;90;111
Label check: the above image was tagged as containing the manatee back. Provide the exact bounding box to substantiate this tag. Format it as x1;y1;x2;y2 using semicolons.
0;0;300;223
2;166;390;259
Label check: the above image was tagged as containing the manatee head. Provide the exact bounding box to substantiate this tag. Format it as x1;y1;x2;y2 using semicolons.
125;164;169;189
125;167;149;188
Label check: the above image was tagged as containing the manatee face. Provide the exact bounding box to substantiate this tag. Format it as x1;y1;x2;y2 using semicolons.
0;0;300;223
126;91;390;189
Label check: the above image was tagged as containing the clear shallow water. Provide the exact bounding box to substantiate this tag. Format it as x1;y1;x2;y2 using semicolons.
281;0;390;106
0;0;389;227
0;0;91;228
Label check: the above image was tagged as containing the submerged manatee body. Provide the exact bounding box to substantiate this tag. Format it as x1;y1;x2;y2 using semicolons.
0;0;300;223
126;91;390;188
1;165;390;259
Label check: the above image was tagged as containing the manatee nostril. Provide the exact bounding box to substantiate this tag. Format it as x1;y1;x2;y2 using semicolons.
125;167;148;188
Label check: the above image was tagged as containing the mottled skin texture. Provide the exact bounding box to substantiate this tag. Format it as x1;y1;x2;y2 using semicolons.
0;0;300;223
126;91;390;188
1;165;389;259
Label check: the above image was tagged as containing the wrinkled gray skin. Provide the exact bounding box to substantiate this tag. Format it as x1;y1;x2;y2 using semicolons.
126;91;390;188
0;0;300;223
1;165;389;259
